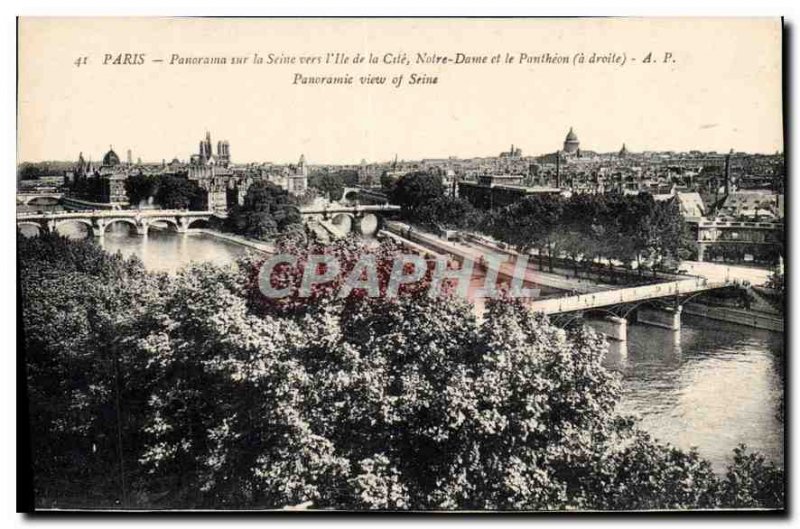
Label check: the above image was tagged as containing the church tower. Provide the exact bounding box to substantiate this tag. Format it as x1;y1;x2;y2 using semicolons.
287;154;308;196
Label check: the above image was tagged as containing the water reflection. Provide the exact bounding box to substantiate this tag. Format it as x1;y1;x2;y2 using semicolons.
610;317;784;472
103;228;251;274
56;222;252;274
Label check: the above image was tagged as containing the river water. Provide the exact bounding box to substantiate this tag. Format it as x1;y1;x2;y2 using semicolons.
605;319;783;472
100;227;252;274
24;224;784;473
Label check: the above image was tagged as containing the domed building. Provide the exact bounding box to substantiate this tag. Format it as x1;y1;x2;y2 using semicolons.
102;147;121;167
563;127;580;154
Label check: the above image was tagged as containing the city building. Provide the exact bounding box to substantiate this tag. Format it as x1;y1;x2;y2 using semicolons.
458;174;561;209
499;144;523;158
190;131;231;168
187;131;235;211
563;127;580;154
287;154;309;196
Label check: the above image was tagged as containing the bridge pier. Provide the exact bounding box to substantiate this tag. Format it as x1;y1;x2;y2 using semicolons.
697;243;707;262
91;220;105;238
637;305;682;331
585;315;628;342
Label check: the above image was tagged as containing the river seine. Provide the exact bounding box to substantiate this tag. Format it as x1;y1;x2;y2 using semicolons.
30;224;784;473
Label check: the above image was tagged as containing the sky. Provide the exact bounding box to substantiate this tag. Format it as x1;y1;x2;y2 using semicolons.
17;17;784;165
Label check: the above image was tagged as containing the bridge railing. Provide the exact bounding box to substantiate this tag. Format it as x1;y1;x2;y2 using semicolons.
16;209;216;220
528;277;728;315
299;204;401;215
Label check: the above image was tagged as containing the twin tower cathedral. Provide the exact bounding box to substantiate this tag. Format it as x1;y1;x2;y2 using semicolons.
190;131;231;168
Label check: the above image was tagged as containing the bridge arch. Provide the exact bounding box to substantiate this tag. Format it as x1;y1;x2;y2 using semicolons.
678;287;731;307
550;313;585;330
186;217;212;230
17;221;44;237
102;217;139;234
551;307;624;329
27;196;61;207
356;213;381;236
147;217;181;233
611;300;669;321
54;218;93;238
342;188;360;203
331;213;354;234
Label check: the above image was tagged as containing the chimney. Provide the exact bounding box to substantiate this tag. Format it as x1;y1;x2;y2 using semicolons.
555;151;561;188
724;148;733;195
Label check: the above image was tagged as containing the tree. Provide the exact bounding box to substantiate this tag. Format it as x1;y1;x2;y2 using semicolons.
20;235;785;510
18;163;43;181
653;197;696;267
389;171;445;214
380;172;396;193
557;193;608;278
718;445;784;509
154;174;204;210
489;194;563;272
414;196;483;231
124;173;159;208
136;263;348;507
225;181;304;241
308;171;345;201
19;233;163;508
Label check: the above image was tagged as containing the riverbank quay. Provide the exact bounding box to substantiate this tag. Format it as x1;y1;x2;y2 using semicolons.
188;229;276;254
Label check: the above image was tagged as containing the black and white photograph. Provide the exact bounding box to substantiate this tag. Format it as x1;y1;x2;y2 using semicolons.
15;16;787;514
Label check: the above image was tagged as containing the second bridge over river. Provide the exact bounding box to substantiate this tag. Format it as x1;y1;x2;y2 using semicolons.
381;221;740;342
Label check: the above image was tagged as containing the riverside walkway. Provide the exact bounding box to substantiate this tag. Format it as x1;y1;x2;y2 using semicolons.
383;221;731;315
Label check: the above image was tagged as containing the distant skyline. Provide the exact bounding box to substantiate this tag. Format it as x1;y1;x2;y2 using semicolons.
18;18;783;165
17;131;785;166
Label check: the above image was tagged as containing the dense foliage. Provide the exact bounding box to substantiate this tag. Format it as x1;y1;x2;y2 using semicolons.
484;192;695;277
308;169;360;202
224;181;304;241
154;174;206;210
18;161;75;181
124;173;159;207
389;171;447;214
389;171;694;278
19;234;165;507
120;172;206;210
20;233;783;510
759;270;786;314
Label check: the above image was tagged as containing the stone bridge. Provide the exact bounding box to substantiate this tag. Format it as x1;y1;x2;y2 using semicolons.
16;192;64;205
340;187;390;205
299;204;400;236
17;210;217;238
